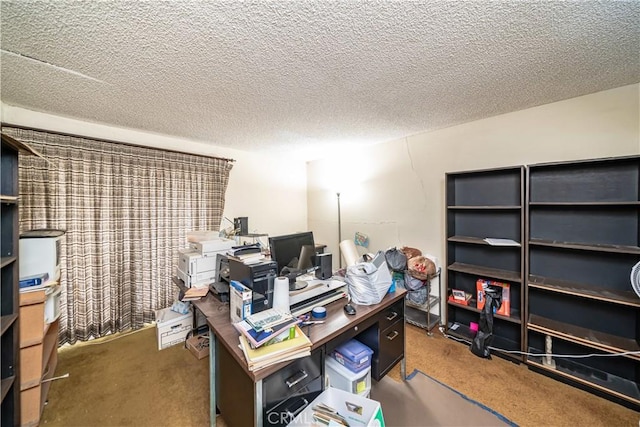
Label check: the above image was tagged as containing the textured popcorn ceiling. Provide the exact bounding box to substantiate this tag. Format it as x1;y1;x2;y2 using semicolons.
1;1;638;160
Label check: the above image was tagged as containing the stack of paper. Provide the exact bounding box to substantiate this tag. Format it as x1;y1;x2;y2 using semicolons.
234;316;300;349
238;324;311;371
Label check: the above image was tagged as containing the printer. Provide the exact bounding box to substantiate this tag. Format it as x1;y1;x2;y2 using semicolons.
177;238;235;287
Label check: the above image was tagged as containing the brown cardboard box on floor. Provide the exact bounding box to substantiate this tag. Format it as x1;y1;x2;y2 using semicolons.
186;334;209;359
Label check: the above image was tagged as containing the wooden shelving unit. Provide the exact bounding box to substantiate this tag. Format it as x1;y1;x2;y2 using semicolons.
1;134;23;426
1;133;46;426
526;155;640;409
444;166;525;362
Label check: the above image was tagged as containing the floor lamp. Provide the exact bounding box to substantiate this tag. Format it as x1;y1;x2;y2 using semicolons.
337;192;342;268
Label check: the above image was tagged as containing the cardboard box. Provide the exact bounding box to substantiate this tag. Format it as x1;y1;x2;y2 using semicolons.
186;334;209;359
476;279;510;316
288;387;385;427
229;280;252;323
156;307;193;350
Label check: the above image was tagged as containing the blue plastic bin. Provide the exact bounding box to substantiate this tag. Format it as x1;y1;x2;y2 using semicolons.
331;339;373;373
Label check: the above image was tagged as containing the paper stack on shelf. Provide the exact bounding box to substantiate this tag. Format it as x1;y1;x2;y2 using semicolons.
238;324;311;371
226;243;265;264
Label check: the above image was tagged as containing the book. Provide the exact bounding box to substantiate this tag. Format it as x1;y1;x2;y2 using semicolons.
483;238;520;247
242;345;311;371
245;307;295;332
238;324;312;371
234;316;300;348
19;272;50;288
228;253;266;265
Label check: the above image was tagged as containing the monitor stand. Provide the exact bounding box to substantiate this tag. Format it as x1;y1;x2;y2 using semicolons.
290;280;309;291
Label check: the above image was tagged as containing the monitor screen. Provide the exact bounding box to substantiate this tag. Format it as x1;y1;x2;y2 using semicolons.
269;231;316;277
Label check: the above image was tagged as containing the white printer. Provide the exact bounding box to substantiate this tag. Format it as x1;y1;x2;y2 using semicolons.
189;238;235;257
177;238;235;287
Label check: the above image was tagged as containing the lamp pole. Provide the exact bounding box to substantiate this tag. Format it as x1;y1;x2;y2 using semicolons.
337;192;342;268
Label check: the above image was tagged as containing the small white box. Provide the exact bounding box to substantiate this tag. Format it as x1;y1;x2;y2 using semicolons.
44;285;62;324
325;355;372;396
229;280;252;324
156;307;193;350
287;387;384;427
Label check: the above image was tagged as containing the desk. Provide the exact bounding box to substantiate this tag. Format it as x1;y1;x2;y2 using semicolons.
179;278;406;427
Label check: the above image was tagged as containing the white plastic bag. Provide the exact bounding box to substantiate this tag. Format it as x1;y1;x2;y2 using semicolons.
345;251;393;305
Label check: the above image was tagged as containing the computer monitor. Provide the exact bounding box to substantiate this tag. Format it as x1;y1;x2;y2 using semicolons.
268;231;317;282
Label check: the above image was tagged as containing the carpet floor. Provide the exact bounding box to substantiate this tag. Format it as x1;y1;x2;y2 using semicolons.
372;370;515;426
40;323;639;426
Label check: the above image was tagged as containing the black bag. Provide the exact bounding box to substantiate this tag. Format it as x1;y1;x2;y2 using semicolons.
470;286;503;359
385;247;407;272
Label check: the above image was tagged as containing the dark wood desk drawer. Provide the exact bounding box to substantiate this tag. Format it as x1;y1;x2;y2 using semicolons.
263;350;322;406
359;318;405;381
378;299;404;331
264;376;322;426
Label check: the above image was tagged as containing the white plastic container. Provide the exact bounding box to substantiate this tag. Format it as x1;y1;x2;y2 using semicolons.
44;285;62;324
325;355;371;396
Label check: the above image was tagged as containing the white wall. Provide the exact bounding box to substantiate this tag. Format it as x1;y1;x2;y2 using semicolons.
0;104;309;240
308;84;640;278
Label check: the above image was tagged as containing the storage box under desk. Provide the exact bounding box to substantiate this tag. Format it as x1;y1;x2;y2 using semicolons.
19;289;46;347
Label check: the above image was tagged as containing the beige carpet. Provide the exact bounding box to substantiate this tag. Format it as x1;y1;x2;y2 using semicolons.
40;324;639;426
372;371;513;426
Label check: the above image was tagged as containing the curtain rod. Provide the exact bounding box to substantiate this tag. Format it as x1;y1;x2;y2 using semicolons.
0;123;236;163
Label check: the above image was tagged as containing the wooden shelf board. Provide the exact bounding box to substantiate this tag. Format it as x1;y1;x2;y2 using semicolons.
526;358;640;405
449;235;522;246
447;262;521;283
41;320;59;372
406;294;440;311
1;133;45;158
446;300;521;324
0;195;18;203
527;314;640;360
528;275;640;307
447;205;521;210
529;238;640;255
447;322;522;361
529;201;640;206
448;236;487;245
0;255;17;268
0;313;18;336
405;307;440;331
1;376;16;402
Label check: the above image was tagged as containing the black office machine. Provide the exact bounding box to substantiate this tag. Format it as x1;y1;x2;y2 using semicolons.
228;258;278;314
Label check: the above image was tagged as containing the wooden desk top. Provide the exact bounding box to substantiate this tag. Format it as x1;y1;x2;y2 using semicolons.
175;277;406;382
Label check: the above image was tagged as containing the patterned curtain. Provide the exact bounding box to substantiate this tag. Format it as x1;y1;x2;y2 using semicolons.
4;127;233;345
